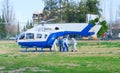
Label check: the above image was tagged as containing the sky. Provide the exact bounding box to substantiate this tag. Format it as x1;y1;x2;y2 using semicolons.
100;0;120;22
13;0;44;23
0;0;44;24
0;0;120;26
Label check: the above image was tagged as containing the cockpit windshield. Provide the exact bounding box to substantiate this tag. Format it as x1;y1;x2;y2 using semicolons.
19;33;25;40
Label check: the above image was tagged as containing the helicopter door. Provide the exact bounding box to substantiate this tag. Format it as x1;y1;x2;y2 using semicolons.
26;33;34;40
37;34;42;39
36;33;45;41
36;33;49;41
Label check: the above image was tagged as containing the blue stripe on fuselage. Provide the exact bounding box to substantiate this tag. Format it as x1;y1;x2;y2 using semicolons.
80;23;94;36
18;41;51;48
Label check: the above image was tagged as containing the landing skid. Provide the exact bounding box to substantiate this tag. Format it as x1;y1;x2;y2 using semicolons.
21;46;51;52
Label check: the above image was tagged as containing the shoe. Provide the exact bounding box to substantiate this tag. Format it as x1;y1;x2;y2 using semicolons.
71;50;73;52
75;50;77;52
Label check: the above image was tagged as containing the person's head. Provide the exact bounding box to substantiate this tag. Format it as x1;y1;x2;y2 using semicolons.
58;36;63;40
63;35;69;38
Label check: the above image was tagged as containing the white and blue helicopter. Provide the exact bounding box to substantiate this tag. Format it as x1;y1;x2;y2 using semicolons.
17;22;101;52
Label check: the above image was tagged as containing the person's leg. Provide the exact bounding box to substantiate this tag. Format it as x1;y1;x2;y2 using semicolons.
60;46;62;52
74;43;77;52
64;43;68;52
72;44;74;52
54;44;58;52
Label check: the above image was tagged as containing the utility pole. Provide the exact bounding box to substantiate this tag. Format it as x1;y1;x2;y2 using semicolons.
60;0;62;23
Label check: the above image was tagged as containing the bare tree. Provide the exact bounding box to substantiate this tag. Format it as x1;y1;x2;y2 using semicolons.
109;0;113;29
113;5;120;38
2;0;15;37
117;5;120;25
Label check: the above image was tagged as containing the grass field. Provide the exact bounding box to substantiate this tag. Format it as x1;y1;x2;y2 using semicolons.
0;40;120;73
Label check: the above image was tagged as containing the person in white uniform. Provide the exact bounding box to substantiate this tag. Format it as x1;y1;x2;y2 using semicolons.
51;39;58;52
63;37;69;52
71;37;77;52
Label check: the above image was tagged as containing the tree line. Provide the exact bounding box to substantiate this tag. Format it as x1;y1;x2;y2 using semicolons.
42;0;101;23
0;16;6;39
0;0;18;39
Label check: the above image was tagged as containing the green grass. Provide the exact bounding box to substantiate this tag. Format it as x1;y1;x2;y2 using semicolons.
100;42;120;48
0;40;120;73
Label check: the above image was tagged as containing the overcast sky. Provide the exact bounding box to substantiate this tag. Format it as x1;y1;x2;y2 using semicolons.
0;0;44;23
100;0;120;22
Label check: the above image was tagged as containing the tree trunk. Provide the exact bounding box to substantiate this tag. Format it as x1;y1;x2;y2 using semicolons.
97;37;101;45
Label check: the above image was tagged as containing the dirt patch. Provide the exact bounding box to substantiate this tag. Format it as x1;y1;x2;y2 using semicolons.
8;67;50;73
0;40;16;44
44;62;79;68
57;63;79;67
0;66;5;70
0;50;9;54
0;67;5;73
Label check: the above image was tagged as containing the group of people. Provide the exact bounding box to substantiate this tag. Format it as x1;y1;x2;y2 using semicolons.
51;35;77;52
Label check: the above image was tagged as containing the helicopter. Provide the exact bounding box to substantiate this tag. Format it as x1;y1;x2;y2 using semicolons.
16;22;101;52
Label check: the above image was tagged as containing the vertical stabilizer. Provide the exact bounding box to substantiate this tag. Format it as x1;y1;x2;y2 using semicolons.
89;25;102;39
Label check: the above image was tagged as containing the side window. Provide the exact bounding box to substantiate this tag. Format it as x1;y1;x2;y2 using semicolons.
44;34;48;38
26;33;34;39
19;33;25;40
37;34;42;39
